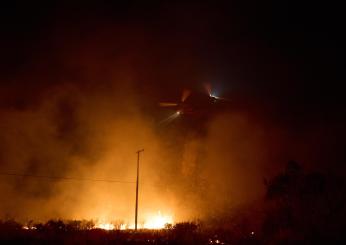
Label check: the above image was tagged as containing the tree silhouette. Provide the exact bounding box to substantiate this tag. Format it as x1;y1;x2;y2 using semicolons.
263;160;346;243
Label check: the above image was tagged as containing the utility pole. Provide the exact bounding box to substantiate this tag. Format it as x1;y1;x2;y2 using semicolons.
135;149;144;231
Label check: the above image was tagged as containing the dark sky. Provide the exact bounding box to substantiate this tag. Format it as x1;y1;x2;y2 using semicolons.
1;1;345;108
0;0;345;173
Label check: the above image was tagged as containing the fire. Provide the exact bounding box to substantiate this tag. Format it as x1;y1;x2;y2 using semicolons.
143;211;173;229
22;226;37;230
95;223;115;230
94;211;174;230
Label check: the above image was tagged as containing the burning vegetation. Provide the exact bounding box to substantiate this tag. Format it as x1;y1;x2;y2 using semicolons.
1;161;346;243
1;1;345;244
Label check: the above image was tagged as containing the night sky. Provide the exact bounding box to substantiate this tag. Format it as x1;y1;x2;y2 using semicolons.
0;1;345;221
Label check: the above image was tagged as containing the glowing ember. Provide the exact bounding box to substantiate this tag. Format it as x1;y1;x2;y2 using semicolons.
95;223;115;230
143;211;173;229
22;226;37;230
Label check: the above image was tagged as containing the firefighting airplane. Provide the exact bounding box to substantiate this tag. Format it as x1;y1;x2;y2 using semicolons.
158;83;229;123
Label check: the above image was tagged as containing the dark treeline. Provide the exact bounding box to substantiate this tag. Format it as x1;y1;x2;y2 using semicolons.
1;161;346;244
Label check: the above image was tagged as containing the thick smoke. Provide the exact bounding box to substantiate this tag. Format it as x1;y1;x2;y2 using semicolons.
0;75;274;223
1;7;345;224
1;79;344;223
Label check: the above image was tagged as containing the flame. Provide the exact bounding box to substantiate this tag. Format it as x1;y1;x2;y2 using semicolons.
93;211;174;230
143;211;173;229
95;223;115;230
22;225;37;230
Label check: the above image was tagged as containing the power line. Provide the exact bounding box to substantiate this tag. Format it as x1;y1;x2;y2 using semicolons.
0;172;135;184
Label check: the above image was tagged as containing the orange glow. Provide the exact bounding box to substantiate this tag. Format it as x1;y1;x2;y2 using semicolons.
22;225;37;230
143;211;173;229
126;211;174;229
94;211;174;230
95;223;115;230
